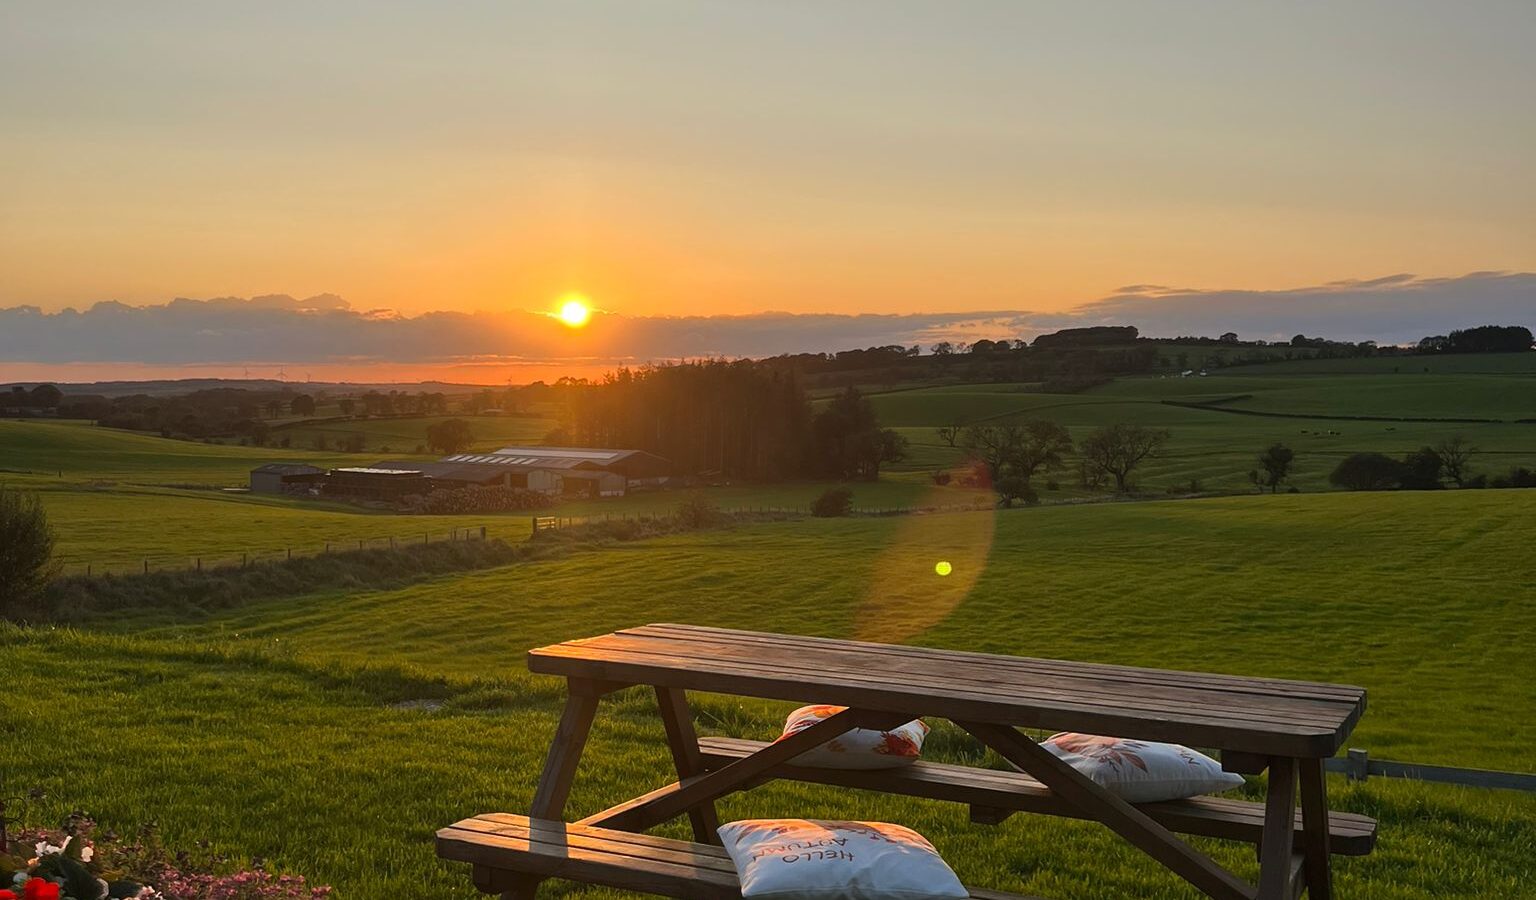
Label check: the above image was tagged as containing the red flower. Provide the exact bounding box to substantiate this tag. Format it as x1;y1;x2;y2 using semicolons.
0;889;17;900
23;879;61;900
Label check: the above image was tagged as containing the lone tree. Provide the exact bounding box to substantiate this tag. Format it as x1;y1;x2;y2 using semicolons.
1434;435;1477;487
1079;424;1170;493
935;421;964;448
290;393;316;417
1256;443;1295;493
812;387;907;481
961;420;1073;506
0;487;58;616
426;418;474;455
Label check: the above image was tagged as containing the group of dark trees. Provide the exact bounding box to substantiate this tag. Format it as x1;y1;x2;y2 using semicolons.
553;361;905;482
1327;436;1531;491
950;419;1171;505
1417;325;1533;355
3;384;64;410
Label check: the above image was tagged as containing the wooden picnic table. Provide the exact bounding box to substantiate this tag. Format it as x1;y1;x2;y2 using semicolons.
438;623;1372;900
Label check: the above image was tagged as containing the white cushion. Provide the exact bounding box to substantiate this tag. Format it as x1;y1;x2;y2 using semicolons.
777;705;929;770
718;819;969;900
1042;733;1245;803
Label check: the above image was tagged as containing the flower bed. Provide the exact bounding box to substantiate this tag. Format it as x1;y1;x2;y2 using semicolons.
1;806;329;900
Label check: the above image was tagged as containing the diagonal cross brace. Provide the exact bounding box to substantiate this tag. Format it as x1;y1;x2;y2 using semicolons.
582;707;911;833
958;721;1257;900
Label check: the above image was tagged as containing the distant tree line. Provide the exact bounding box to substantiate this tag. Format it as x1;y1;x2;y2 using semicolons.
67;386;454;443
747;321;1533;393
552;361;905;482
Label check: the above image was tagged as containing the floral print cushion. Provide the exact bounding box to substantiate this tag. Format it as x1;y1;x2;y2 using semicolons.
775;705;930;770
1042;732;1245;802
718;819;969;900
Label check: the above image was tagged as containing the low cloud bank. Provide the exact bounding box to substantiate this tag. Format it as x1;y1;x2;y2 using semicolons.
1;272;1530;369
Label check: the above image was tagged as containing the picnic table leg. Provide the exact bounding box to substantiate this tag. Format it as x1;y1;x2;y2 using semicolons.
655;687;722;844
503;680;603;900
1298;758;1334;900
1257;756;1303;900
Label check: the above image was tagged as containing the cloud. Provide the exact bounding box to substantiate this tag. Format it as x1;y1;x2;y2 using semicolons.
0;272;1530;374
1068;271;1536;343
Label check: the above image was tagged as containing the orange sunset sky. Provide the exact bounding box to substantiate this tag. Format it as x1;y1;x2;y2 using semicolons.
2;3;1533;382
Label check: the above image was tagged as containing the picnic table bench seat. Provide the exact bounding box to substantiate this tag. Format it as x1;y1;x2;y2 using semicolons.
438;815;1049;900
697;736;1377;856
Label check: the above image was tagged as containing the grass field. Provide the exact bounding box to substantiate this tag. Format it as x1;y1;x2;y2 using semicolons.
4;364;1535;897
269;413;557;455
5;490;1534;898
874;372;1536;493
0;419;347;483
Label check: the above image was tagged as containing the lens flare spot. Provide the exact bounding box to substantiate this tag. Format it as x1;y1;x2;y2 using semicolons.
935;560;953;576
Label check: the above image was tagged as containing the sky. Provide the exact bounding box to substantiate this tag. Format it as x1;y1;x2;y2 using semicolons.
1;2;1532;381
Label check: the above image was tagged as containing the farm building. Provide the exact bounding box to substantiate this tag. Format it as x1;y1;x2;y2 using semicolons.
322;466;429;500
426;446;671;497
249;463;325;494
256;447;669;501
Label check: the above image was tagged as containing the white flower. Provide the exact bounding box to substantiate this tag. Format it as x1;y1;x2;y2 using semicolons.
35;840;64;857
80;844;95;863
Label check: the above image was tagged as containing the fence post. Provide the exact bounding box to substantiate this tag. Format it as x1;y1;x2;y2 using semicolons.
389;536;395;549
86;564;91;577
358;539;364;550
242;552;248;568
325;542;331;554
1346;748;1370;782
287;547;292;560
196;558;202;572
480;525;487;540
143;559;149;575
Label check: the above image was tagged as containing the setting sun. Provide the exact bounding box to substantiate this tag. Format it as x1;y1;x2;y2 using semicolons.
557;296;592;328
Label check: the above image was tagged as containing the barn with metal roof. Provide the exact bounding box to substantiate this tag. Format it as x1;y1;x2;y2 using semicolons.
379;446;671;497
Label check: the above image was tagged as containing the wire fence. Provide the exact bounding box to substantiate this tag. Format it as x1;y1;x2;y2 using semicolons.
53;502;1002;578
53;524;500;578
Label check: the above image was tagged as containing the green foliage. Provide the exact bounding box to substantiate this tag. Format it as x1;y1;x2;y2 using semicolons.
1329;452;1405;491
810;487;854;517
425;417;474;455
0;487;58;616
674;494;723;529
814;387;906;481
1257;442;1295;493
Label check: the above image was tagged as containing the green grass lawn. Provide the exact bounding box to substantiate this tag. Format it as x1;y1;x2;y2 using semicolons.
26;483;524;573
6;490;1533;898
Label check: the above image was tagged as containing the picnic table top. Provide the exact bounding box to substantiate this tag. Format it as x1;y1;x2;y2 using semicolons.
528;623;1366;758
